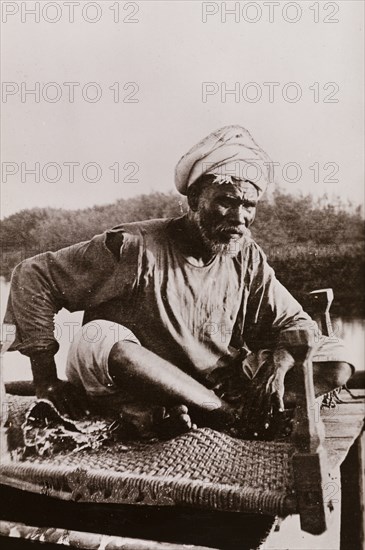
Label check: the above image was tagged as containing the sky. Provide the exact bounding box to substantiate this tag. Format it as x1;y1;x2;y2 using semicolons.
1;0;364;218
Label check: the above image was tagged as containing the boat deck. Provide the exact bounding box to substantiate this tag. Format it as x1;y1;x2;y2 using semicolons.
321;389;364;470
0;389;364;550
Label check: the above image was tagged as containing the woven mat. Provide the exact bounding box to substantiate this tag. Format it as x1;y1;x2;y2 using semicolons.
1;395;297;517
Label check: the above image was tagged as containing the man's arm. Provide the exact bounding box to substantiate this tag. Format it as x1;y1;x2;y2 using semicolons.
244;243;353;402
244;243;317;349
3;231;127;415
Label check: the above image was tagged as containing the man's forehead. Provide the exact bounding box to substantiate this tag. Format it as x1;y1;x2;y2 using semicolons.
208;178;259;200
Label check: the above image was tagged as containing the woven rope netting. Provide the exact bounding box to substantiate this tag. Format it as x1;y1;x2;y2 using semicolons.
1;359;297;517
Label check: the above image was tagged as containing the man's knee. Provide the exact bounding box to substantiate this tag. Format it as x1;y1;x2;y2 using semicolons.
315;361;353;389
108;340;143;387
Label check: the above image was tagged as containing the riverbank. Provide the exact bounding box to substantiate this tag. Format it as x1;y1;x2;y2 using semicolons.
266;242;364;316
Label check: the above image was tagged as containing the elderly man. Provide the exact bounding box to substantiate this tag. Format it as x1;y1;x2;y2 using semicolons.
4;126;352;437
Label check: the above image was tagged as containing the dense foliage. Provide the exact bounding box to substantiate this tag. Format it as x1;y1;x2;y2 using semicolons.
1;190;364;314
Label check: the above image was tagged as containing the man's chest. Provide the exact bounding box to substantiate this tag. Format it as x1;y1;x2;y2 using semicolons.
131;253;246;340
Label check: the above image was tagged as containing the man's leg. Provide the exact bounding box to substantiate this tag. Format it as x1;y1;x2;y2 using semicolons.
284;361;353;403
242;350;353;406
108;340;235;431
312;361;353;397
66;320;234;437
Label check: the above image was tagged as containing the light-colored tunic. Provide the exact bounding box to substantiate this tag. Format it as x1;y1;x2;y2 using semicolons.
4;218;349;385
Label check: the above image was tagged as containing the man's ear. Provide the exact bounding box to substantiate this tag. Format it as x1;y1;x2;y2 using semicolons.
248;211;256;227
187;189;199;212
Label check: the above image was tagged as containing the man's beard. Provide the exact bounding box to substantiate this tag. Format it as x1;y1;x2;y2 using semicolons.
196;208;251;256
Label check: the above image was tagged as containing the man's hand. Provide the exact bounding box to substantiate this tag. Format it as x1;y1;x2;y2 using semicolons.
30;351;90;419
265;347;295;413
35;379;90;419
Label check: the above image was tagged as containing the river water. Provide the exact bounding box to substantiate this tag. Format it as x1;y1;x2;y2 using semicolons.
1;278;364;382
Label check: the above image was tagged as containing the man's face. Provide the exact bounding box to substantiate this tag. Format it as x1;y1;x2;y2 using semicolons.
195;179;258;254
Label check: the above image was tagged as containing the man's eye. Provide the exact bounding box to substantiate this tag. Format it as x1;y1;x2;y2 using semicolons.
243;201;256;209
220;199;235;208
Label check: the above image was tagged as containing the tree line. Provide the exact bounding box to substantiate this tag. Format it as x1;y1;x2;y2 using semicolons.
1;189;364;314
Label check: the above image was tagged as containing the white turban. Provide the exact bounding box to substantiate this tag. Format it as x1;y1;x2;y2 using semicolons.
175;125;273;198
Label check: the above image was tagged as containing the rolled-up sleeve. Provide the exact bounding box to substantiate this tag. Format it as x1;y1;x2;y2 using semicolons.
3;231;126;356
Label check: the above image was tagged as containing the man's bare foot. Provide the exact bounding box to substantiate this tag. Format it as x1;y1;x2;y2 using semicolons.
155;405;197;439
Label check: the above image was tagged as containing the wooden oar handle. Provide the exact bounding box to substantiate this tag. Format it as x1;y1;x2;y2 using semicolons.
279;328;328;534
307;288;334;337
279;328;319;450
279;328;315;363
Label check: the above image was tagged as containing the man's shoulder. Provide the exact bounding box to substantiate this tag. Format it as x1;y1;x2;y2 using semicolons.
102;218;173;257
108;218;172;237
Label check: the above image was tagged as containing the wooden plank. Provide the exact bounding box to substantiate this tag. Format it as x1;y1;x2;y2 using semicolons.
322;403;365;417
324;422;364;439
322;413;364;424
321;391;364;470
324;438;357;470
340;433;365;550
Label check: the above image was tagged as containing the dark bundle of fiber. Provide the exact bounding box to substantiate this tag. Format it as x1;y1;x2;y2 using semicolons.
207;354;294;441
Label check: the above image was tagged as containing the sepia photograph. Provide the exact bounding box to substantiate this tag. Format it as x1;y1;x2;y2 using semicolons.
0;1;364;549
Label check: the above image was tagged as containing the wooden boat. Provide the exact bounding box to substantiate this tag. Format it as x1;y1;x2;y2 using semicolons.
0;290;364;550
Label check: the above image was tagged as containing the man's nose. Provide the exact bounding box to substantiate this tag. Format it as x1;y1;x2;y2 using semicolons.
230;205;247;225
